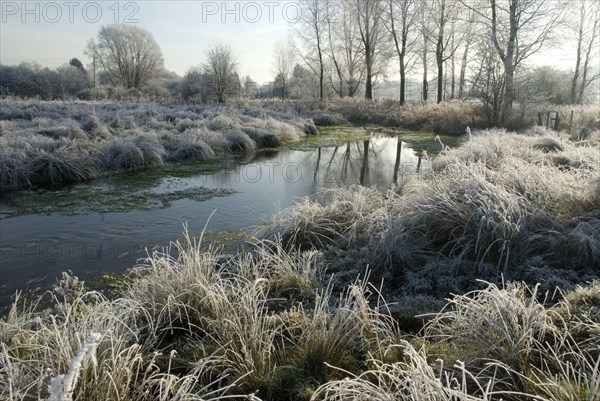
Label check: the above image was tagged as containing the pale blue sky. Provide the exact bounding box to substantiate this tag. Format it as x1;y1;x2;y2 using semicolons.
1;1;295;82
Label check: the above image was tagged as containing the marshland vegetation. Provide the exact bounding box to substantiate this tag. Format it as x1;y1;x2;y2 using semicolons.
1;115;598;400
0;99;316;191
2;0;599;397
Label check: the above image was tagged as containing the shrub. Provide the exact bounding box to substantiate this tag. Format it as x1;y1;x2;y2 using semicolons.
175;117;203;132
309;111;348;126
533;137;563;153
311;341;497;401
0;276;247;401
265;118;301;142
0;120;11;134
424;282;558;391
84;115;111;139
565;218;600;267
133;133;165;168
402;166;556;269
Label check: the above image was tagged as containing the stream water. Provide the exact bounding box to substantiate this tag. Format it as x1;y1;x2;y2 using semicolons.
0;129;461;306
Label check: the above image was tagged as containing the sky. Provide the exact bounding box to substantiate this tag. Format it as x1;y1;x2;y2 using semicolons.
0;0;584;84
0;0;298;83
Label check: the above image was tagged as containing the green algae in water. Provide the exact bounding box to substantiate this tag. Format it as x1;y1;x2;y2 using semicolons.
0;158;238;217
286;125;463;154
1;185;235;217
287;125;372;150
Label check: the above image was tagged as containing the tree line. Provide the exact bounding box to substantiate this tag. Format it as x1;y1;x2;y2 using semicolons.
287;0;599;122
1;0;597;123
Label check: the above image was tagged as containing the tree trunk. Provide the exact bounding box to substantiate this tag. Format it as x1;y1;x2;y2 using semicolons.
422;44;428;101
458;41;470;99
436;0;446;104
578;3;598;104
399;58;406;104
502;62;515;121
360;140;369;185
577;49;590;104
437;57;443;103
450;53;455;99
319;62;324;100
571;2;584;104
365;46;373;99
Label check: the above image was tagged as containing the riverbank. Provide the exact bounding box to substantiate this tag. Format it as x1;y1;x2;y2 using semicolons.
0;129;447;308
4;98;598;192
259;126;599;301
0;99;317;191
1;125;598;400
233;97;600;135
1;240;598;400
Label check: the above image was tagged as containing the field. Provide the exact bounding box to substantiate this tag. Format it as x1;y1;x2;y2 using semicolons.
1;105;599;399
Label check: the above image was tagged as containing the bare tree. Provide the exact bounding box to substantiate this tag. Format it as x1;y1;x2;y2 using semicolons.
457;8;478;99
242;75;257;98
294;0;327;100
465;0;565;120
325;2;364;97
86;24;164;90
471;39;506;124
423;0;462;103
417;0;432;101
273;40;295;99
203;42;239;103
355;0;388;99
290;63;320;98
57;64;90;98
571;0;600;104
386;0;418;104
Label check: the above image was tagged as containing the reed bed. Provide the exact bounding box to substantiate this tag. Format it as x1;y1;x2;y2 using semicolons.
1;242;597;400
0;100;315;191
1;105;598;400
258;126;599;298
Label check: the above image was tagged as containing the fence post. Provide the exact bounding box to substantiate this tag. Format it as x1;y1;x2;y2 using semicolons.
554;112;560;131
538;112;543;126
568;110;574;135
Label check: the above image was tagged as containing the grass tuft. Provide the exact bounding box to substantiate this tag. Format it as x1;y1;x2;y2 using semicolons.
169;132;216;161
223;128;256;152
28;150;97;185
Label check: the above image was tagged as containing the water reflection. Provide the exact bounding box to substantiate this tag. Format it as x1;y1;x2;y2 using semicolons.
288;133;429;191
0;131;447;306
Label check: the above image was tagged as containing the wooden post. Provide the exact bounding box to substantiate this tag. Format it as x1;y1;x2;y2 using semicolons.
568;110;574;135
538;112;543;126
554;112;560;131
546;111;551;128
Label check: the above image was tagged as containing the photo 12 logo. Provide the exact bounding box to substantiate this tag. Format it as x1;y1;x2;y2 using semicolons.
200;1;303;24
1;1;140;24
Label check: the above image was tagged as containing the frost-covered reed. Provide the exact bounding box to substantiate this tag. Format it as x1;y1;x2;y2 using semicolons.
258;126;599;297
1;237;597;400
0;233;400;400
0;99;314;191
